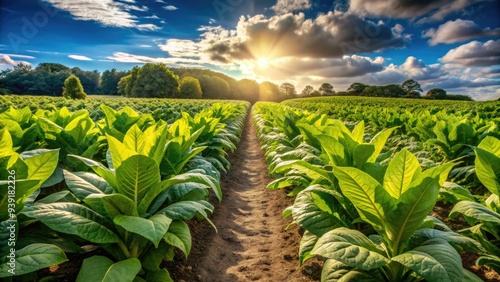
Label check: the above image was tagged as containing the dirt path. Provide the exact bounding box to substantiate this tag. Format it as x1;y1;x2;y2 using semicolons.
171;112;317;282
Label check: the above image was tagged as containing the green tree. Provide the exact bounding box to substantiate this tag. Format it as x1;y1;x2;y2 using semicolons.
347;82;367;95
401;79;422;94
117;75;130;96
198;75;230;99
425;88;447;99
279;82;296;97
180;76;202;98
259;81;280;101
101;68;127;95
62;74;86;99
71;67;100;94
383;84;406;97
237;79;260;103
301;85;314;96
319;83;335;96
131;64;179;98
124;66;140;97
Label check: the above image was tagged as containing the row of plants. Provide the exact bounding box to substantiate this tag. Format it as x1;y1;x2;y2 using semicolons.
0;95;226;123
0;100;249;281
285;97;500;191
252;101;499;281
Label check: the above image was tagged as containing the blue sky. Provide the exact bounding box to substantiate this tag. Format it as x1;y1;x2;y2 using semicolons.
1;0;499;100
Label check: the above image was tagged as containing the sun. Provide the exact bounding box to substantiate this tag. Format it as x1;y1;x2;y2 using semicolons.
257;58;268;67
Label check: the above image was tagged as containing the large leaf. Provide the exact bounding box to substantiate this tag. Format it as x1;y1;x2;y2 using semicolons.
383;149;421;198
320;259;380;282
299;230;319;264
163;220;192;257
64;170;113;201
76;256;141;282
392;241;463;282
273;159;332;181
22;149;59;183
449;201;500;224
70;155;118;188
22;203;120;243
291;186;351;236
116;155;160;208
114;214;171;247
333;166;394;234
367;127;397;163
0;243;67;278
352;144;375;169
311;227;390;270
475;146;500;196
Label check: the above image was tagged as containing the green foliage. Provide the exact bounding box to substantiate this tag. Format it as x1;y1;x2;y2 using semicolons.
449;136;500;273
425;88;447;99
131;64;180;98
180;76;202;99
62;74;87;100
101;68;128;95
319;83;335;96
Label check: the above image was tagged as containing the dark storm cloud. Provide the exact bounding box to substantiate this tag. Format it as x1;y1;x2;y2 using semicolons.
201;11;410;63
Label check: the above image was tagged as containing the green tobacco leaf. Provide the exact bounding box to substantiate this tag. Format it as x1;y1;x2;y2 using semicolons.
146;268;174;282
321;259;380;282
291;186;350;236
64;170;113;201
386;173;443;250
23;149;59;183
333;166;394;234
76;256;141;282
69;155;118;188
475;147;500;196
449;201;500;224
311;227;389;271
114;214;171;247
351;121;365;143
0;243;67;278
353;144;375;169
449;122;474;144
409;229;484;253
116;155;160;208
22;203;119;244
368;127;397;163
273;159;332;182
159;201;215;229
123;124;146;154
478;136;500;155
393;242;463;282
84;193;137;219
476;254;500;273
163;220;192;258
384;149;421;198
299;230;319;264
107;134;137;169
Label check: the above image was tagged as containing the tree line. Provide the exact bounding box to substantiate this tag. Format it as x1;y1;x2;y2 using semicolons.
0;62;472;101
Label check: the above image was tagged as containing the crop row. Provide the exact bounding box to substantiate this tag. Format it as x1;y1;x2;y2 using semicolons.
0;100;249;281
252;101;499;282
0;95;227;123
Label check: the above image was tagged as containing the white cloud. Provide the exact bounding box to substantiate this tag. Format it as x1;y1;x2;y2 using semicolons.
272;0;312;14
136;23;160;30
159;39;200;58
42;0;158;30
163;5;178;11
139;44;152;48
106;52;203;66
440;40;500;66
0;54;35;60
68;55;93;61
0;54;31;70
155;0;165;2
423;19;500;45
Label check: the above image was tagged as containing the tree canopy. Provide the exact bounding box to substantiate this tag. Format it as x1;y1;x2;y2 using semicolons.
62;74;86;99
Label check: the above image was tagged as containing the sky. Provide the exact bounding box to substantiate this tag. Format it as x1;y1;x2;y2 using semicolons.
0;0;499;100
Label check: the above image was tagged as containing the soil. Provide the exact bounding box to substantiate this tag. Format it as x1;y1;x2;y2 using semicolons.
169;114;317;282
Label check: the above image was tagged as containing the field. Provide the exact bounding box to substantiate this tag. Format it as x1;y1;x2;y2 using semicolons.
1;95;499;281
